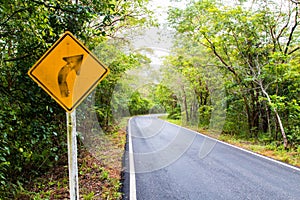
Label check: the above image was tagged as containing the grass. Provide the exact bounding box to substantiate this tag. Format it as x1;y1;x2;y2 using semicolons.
162;117;300;168
13;124;127;200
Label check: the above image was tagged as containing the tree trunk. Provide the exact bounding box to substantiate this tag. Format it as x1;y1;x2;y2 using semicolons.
260;83;288;149
181;85;189;122
266;105;271;135
243;95;253;137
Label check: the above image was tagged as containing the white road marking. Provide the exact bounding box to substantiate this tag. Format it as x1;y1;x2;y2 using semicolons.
162;119;300;172
128;117;137;200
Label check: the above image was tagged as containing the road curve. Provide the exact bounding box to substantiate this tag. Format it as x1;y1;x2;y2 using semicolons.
122;116;300;200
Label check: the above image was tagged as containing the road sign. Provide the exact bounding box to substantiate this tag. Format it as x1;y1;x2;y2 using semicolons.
28;31;109;112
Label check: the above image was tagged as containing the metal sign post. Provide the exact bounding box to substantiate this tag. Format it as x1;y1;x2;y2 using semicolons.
67;110;79;200
69;3;78;200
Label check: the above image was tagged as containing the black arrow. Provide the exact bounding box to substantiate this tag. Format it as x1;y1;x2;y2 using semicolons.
58;54;83;98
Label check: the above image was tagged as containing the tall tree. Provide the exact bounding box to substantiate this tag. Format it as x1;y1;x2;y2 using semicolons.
168;0;299;147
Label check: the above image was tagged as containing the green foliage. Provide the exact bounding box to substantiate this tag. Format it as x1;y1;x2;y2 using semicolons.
287;126;300;149
198;105;212;128
0;0;153;197
128;91;151;115
155;84;181;119
93;41;151;129
83;192;95;200
167;0;300;146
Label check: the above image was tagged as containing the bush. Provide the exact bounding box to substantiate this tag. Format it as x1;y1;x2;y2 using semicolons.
128;91;151;116
167;106;181;120
0;97;66;197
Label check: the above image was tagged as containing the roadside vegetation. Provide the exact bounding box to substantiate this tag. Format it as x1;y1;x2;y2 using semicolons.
1;0;299;199
164;0;300;151
12;127;126;199
0;0;153;198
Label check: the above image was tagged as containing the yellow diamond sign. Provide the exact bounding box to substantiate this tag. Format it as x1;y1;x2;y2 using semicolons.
28;31;109;112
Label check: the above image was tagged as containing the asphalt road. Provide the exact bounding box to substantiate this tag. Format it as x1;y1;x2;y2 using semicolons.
122;116;300;200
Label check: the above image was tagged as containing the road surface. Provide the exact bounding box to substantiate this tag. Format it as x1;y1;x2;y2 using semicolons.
122;116;300;200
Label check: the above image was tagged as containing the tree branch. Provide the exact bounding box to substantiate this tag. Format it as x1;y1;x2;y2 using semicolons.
288;46;300;54
3;54;32;62
0;8;28;26
276;10;291;41
284;6;299;55
203;34;238;77
31;0;81;14
290;0;300;4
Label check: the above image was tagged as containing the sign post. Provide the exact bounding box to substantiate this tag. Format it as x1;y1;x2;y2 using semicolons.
28;32;109;200
67;111;79;199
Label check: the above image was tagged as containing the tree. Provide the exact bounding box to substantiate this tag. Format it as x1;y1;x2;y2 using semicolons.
0;0;153;196
168;0;299;147
93;40;150;129
155;84;181;119
128;91;151;115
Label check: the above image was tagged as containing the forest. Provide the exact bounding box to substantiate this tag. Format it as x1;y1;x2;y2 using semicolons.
165;0;300;149
0;0;299;198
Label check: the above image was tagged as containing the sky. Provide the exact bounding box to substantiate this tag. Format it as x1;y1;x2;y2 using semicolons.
125;0;189;84
147;0;188;23
129;0;189;52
